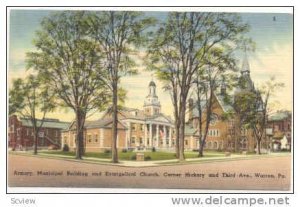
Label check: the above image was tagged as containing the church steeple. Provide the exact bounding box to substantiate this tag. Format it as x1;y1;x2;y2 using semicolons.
144;79;161;116
241;44;250;76
238;45;255;91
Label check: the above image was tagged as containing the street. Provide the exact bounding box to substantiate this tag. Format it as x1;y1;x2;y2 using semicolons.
8;154;291;191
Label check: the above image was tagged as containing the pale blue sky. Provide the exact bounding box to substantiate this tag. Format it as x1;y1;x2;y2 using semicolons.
8;10;293;121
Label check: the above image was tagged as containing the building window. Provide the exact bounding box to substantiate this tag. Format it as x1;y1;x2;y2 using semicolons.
140;124;143;131
207;142;211;149
166;139;169;145
17;128;20;136
213;142;218;149
131;137;135;144
26;128;30;136
94;134;98;143
185;140;188;145
88;135;92;143
147;138;149;145
139;137;143;144
131;124;136;131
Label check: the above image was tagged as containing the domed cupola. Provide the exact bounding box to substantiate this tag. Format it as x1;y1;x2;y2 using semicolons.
144;80;161;116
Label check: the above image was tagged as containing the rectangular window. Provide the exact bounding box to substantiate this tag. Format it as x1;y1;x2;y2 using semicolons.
131;124;136;131
140;124;143;131
94;134;98;143
185;140;188;145
88;135;92;143
26;128;29;136
17;128;20;136
131;137;135;144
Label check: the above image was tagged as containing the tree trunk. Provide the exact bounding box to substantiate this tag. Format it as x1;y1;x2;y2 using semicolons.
111;81;118;163
235;118;241;153
257;139;261;155
178;105;186;161
33;129;38;155
174;119;180;158
75;110;85;160
198;139;204;157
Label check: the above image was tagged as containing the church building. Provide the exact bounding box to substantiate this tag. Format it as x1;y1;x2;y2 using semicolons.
184;53;264;152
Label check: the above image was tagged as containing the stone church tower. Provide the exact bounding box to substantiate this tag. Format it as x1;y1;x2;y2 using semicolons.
143;80;161;116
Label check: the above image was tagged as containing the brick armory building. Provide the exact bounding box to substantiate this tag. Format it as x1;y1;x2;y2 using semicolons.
8;115;70;150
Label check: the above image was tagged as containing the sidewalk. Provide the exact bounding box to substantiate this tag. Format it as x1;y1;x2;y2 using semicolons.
9;150;291;167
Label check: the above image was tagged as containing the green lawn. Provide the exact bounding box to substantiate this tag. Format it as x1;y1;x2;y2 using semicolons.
42;150;225;161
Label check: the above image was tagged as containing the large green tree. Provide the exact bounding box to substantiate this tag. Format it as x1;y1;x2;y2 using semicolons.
9;75;55;154
148;12;249;161
193;47;238;157
245;77;284;154
26;11;110;159
88;11;155;163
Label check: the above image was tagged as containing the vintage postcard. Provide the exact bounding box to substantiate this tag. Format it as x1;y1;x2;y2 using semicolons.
7;7;293;192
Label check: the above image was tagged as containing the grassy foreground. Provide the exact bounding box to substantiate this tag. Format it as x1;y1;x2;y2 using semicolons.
42;150;225;161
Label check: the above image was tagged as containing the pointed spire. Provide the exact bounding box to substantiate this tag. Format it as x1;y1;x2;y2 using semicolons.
241;41;250;74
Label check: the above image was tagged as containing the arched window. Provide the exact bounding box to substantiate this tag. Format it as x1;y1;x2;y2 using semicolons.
207;142;212;149
213;142;218;149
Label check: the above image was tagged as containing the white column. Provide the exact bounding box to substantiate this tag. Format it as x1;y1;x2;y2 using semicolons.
163;125;167;148
149;124;152;147
144;123;147;147
156;125;159;148
169;127;172;148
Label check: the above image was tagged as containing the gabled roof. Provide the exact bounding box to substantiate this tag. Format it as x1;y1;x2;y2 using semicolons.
146;113;173;124
191;93;234;118
184;124;199;136
20;118;70;130
214;93;234;113
269;111;291;122
66;118;127;131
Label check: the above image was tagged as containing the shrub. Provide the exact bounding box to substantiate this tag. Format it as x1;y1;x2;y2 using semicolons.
145;155;151;161
122;149;127;153
62;144;69;152
131;154;137;160
104;149;111;153
152;147;156;152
